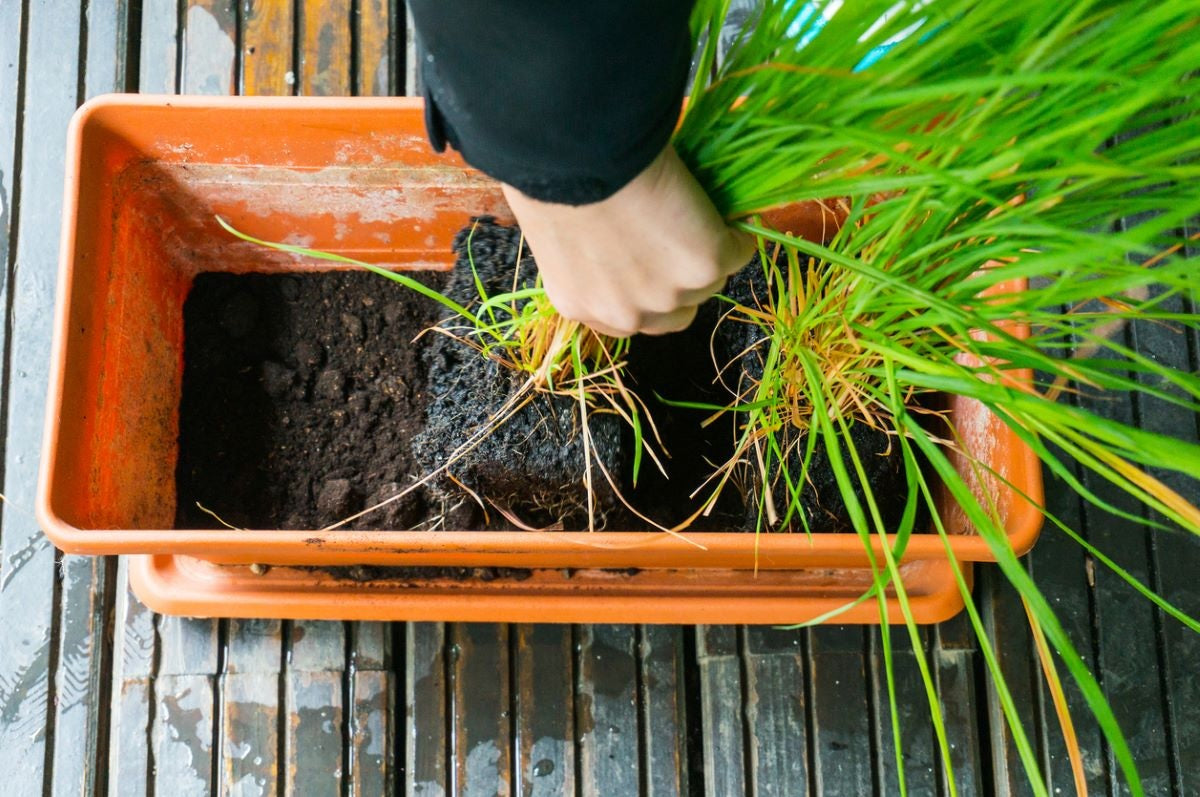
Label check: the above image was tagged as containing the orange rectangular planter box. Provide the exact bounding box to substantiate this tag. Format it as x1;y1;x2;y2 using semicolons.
37;95;1043;623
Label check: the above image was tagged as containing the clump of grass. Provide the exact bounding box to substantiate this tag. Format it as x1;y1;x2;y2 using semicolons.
678;0;1200;792
221;0;1200;785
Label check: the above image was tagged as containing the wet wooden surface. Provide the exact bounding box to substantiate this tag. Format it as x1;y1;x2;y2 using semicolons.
0;2;1197;795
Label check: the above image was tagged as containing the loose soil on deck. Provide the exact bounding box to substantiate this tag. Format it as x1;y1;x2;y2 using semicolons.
175;218;908;538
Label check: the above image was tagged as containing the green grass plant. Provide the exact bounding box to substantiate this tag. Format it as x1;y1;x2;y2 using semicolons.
222;1;1200;787
678;0;1200;792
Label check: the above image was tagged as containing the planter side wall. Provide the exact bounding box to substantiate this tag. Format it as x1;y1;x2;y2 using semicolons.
39;96;1044;570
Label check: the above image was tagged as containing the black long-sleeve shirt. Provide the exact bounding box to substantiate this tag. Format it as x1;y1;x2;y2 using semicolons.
408;1;695;206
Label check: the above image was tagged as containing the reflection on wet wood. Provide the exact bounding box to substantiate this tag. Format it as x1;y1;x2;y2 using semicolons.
0;0;85;791
223;619;282;796
139;0;180;94
514;624;575;796
182;0;237;95
224;673;280;796
350;622;393;795
110;566;156;797
285;621;346;796
155;616;221;796
808;626;873;795
638;626;690;797
449;623;512;797
353;669;393;795
744;626;808;797
50;556;113;796
406;622;448;797
577;625;639;797
697;626;746;797
155;675;218;795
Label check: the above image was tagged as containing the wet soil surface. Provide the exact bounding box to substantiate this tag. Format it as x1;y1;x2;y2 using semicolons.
176;218;909;539
176;269;441;531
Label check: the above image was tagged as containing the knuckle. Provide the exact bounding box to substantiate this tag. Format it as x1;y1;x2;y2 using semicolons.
599;308;641;337
643;306;698;336
641;291;681;314
676;262;721;292
551;298;585;321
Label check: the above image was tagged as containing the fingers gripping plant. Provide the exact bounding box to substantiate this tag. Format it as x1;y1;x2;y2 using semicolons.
677;0;1200;792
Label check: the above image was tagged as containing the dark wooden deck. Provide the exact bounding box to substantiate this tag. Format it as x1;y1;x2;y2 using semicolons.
0;1;1197;795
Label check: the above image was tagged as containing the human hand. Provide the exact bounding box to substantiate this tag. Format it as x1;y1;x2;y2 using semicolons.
501;146;754;338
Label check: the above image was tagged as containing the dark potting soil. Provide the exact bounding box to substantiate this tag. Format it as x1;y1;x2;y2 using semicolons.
175;269;445;532
175;218;911;539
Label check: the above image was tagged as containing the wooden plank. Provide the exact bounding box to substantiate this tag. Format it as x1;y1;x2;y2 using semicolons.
50;556;114;797
158;618;219;675
932;612;985;797
242;0;295;96
696;625;747;797
1073;326;1173;797
157;614;220;690
0;0;84;793
869;626;937;797
140;0;181;94
153;674;218;797
299;0;352;96
638;626;689;797
353;670;394;796
513;625;574;797
85;0;133;96
403;3;420;97
223;617;284;679
576;624;639;797
1024;458;1107;795
978;566;1044;797
350;622;393;796
807;625;873;795
405;622;448;797
154;616;221;796
356;0;392;96
109;559;156;797
0;0;20;247
48;7;131;794
222;619;282;797
743;626;808;797
285;620;346;796
1127;285;1200;797
448;623;512;797
181;0;237;95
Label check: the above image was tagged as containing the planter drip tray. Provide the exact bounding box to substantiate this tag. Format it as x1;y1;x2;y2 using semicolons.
131;555;971;624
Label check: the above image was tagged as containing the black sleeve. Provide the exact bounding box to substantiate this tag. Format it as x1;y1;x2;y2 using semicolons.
407;1;695;206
